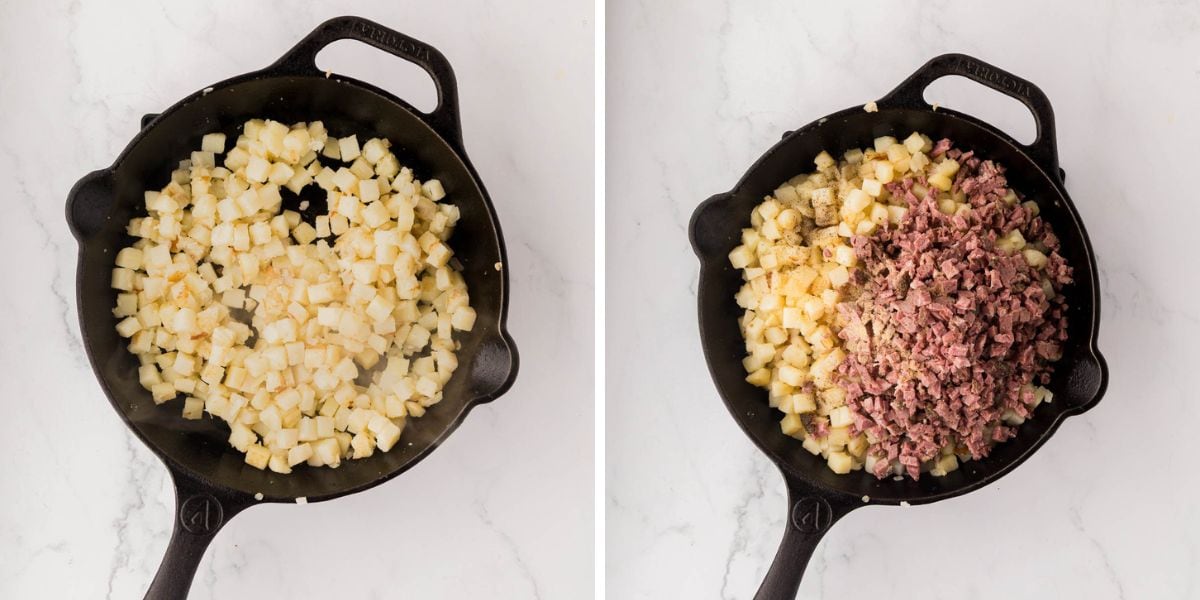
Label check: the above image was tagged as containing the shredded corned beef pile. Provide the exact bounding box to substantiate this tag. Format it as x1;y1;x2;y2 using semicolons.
836;142;1072;479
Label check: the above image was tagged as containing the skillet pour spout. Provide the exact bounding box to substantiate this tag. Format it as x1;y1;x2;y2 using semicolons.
690;53;1107;600
67;16;518;599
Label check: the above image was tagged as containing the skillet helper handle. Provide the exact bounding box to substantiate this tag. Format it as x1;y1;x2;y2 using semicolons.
65;169;114;242
144;470;249;600
269;16;464;148
753;477;860;600
878;53;1060;177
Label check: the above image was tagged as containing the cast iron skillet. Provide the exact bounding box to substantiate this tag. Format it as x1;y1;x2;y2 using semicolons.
689;53;1108;599
65;16;518;599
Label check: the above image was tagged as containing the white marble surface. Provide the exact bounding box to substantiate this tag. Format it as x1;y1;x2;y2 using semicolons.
607;1;1200;598
0;1;593;598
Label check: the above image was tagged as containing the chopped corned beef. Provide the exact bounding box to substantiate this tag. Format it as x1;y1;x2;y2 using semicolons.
835;140;1072;479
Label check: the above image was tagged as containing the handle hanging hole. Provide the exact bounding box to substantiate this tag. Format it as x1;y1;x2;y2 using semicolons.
316;39;438;113
924;75;1038;145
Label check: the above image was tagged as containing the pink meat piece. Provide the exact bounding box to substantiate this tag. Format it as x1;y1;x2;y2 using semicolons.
830;140;1072;480
931;138;952;157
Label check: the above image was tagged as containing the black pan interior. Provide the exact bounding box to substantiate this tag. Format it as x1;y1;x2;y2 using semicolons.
692;106;1105;504
73;75;514;501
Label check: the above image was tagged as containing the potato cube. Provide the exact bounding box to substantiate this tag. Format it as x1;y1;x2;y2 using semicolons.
116;317;143;338
827;451;853;474
350;432;375;458
314;437;341;467
180;397;204;420
422;180;446;202
728;245;754;269
844;189;871;213
829;406;853;428
931;454;959;476
298;417;319;442
200;133;226;153
828;266;850;288
361;138;388;164
450;306;476;331
332;168;358;192
366;296;395;323
268;162;295;186
267;454;292;474
874;161;894;184
873;136;897;153
227;421;256;451
316;415;335;438
813;151;835;170
1023;248;1048;268
361;201;390;228
150;381;175;405
307;283;336;304
244;156;271;183
373;420;402;452
287;443;314;467
111;268;135;291
238;444;269;470
425;242;452;268
928;173;952;191
780;413;804;437
792;392;817;414
338;136;361;161
777;365;805;387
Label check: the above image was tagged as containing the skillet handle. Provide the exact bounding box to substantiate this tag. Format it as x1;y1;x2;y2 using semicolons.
753;474;861;600
877;53;1060;177
144;469;250;600
269;16;463;147
66;169;114;242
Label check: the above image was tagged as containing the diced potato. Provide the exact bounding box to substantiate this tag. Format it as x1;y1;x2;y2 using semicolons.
902;132;924;154
422;180;445;201
813;151;835;170
244;156;271;183
829;406;852;428
996;229;1027;253
825;427;854;451
874;161;894;184
287;443;314;467
1022;248;1048;268
930;454;959;477
780;413;804;437
116;317;142;338
861;178;882;197
728;245;754;269
182;397;204;420
338;136;361;161
843;189;871;213
201;133;226;153
361;138;388;165
244;444;271;469
792;392;816;413
111;118;471;473
827;266;850;288
111;268;135;291
928;173;952;191
450;306;476;331
827;451;853;474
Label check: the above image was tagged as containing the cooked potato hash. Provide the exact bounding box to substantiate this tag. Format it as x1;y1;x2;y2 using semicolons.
112;119;476;473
